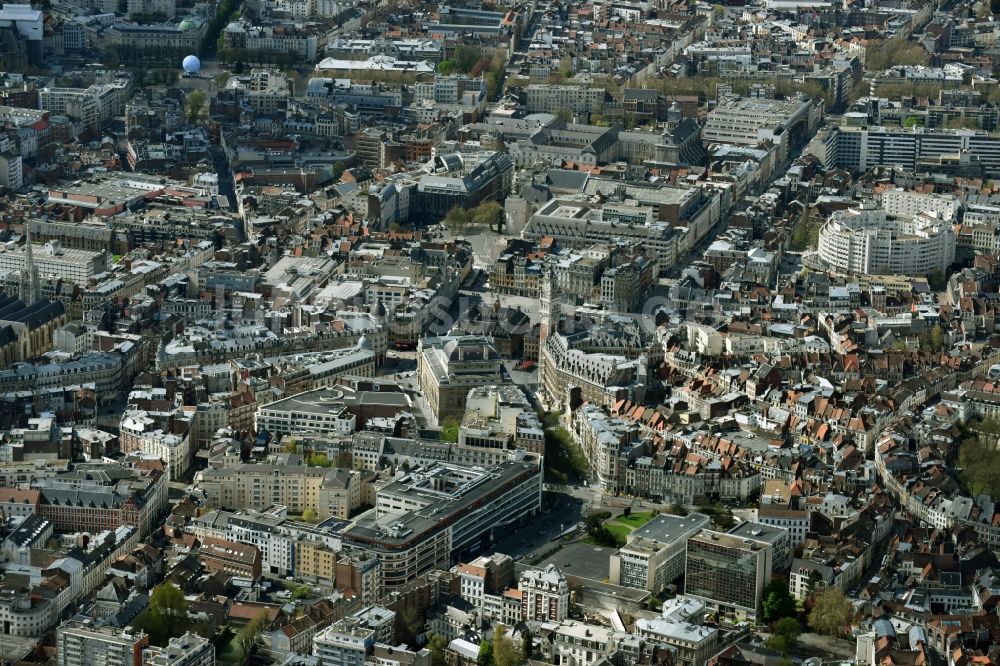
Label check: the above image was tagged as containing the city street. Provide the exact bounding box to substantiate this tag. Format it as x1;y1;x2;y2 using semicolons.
493;490;586;561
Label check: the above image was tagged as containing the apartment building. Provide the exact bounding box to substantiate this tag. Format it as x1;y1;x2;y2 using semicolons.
39;82;128;131
119;410;193;481
312;607;395;665
142;633;214;666
459;384;544;454
199;536;262;579
196;464;365;519
524;84;606;115
57;622;149;666
520;565;569;622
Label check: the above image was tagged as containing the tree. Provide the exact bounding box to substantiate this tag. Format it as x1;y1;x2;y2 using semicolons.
583;512;622;547
283;440;298;453
959;433;1000;497
493;625;523;666
543;426;589;482
308;453;331;467
444;206;471;232
929;325;944;352
709;503;736;529
805;569;823;596
427;632;449;666
667;502;688;516
927;269;947;291
438;60;456;75
477;639;494;666
944;116;981;130
291;585;311;599
332;161;346;181
867;37;929;71
239;610;270;655
765;617;801;655
441;419;460;443
136;583;189;645
554;108;573;123
400;606;424;645
808;587;852;637
470;201;504;232
184;89;206;123
521;628;533;661
790;205;818;251
762;580;797;622
454;45;481;73
302;507;319;523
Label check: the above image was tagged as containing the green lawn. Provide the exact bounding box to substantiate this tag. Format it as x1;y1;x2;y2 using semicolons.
605;522;632;545
614;512;655;529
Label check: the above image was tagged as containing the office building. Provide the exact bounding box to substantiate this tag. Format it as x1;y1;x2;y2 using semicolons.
415;151;513;217
417;336;504;421
255;386;411;437
812;125;1000;178
817;203;955;276
57;621;149;666
684;529;773;620
36;462;168;537
0;241;109;285
343;459;541;589
728;520;792;573
703;96;822;161
610;513;710;593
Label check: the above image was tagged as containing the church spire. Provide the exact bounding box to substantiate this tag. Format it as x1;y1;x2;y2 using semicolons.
18;224;40;305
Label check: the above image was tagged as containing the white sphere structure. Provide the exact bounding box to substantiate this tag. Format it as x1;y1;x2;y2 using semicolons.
182;55;201;74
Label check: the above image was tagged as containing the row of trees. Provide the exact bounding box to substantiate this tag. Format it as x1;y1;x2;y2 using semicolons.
435;45;506;99
444;201;505;233
217;48;302;67
866;37;930;72
543;422;589;483
200;0;239;57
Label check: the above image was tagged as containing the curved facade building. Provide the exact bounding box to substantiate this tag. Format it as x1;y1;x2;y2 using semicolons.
817;204;955;276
